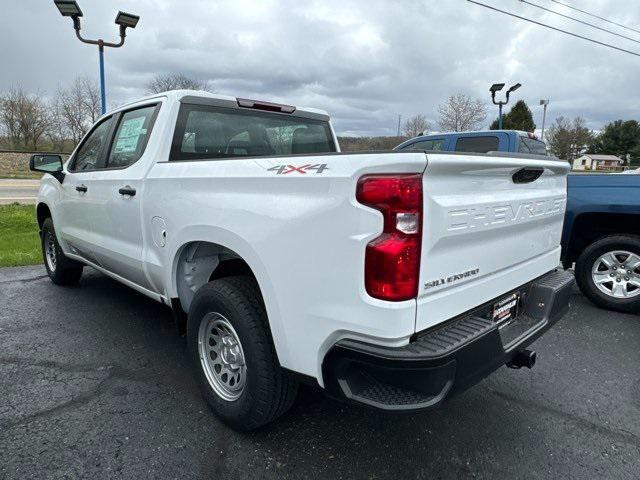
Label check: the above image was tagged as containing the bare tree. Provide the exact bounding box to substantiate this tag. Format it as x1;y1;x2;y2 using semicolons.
402;114;430;138
437;93;487;132
0;87;51;149
48;96;69;151
56;76;101;144
21;93;50;150
0;90;21;147
77;76;101;124
546;116;593;161
146;73;209;94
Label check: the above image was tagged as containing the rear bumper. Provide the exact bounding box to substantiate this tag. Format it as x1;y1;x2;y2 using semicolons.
322;269;575;411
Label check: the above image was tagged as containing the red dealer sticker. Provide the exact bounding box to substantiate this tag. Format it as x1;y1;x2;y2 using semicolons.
492;293;520;325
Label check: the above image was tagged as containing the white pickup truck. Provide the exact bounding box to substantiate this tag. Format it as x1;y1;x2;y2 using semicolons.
31;90;574;431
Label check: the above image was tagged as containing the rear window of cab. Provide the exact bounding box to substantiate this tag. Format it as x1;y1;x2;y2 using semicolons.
170;104;336;161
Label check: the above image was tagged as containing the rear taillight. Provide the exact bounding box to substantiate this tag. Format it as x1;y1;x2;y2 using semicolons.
356;174;423;301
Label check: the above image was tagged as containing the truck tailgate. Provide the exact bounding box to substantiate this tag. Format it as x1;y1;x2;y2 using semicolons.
415;153;569;333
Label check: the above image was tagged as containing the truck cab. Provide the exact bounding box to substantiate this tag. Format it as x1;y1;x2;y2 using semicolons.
394;130;548;156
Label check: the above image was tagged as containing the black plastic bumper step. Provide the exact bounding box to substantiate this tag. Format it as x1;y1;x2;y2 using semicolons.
323;269;576;411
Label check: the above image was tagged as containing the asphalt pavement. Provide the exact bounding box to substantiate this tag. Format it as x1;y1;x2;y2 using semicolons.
0;179;39;204
1;266;639;479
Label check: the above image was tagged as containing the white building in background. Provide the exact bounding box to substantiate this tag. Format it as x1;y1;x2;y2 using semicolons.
572;154;624;171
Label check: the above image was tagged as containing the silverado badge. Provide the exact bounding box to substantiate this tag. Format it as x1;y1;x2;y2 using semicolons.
424;268;480;290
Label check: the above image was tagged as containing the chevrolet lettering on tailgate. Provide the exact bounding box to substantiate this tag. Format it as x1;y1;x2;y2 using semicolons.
447;197;565;232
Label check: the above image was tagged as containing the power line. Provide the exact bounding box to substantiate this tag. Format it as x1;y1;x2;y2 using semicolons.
467;0;640;57
550;0;640;36
519;0;640;45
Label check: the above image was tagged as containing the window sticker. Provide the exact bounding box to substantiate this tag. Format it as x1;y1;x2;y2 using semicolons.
114;116;146;153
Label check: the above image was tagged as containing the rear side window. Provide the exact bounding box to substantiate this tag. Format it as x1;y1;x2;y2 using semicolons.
404;139;444;151
171;105;336;161
107;105;159;169
454;136;499;153
518;136;547;155
70;116;113;172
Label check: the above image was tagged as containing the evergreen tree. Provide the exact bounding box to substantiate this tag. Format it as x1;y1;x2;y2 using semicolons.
590;120;640;166
489;114;506;130
505;100;536;131
489;100;536;132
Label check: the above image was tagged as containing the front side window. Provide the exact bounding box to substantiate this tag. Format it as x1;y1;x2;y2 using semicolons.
107;105;158;169
70;117;113;172
405;139;444;151
454;136;499;153
406;140;433;151
171;105;336;161
431;139;444;151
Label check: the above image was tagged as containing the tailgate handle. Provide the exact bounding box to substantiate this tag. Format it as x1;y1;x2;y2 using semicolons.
512;167;543;184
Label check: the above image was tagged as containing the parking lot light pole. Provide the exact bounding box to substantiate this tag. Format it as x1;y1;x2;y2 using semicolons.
54;1;139;115
540;99;549;141
490;82;521;130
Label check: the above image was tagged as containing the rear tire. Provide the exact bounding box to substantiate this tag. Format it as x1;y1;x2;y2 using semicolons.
41;217;83;286
575;235;640;313
187;276;298;431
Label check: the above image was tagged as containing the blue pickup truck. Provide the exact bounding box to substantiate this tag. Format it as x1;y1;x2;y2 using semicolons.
394;130;547;155
395;130;640;313
561;173;640;313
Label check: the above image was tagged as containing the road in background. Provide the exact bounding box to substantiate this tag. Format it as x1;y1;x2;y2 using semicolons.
0;179;39;205
1;266;639;479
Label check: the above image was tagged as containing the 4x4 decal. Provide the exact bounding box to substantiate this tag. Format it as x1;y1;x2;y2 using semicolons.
267;164;329;175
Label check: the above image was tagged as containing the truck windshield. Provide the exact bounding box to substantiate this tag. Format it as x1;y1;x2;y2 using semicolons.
171;104;336;161
518;136;547;155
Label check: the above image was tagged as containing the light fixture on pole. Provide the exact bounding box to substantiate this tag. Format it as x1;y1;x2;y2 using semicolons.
54;0;139;115
54;0;82;17
490;82;521;130
539;99;549;141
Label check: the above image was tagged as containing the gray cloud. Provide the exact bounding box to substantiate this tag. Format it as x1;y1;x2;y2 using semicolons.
2;0;640;135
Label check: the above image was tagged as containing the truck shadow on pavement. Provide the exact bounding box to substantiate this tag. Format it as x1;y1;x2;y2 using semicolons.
1;267;639;480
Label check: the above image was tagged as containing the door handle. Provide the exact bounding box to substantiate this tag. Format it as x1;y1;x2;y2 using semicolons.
118;186;136;196
75;184;88;193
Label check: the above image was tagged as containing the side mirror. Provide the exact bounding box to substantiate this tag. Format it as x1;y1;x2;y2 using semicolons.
30;154;65;183
30;154;63;173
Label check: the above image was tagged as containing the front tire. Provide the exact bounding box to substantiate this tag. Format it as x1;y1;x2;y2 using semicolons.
187;277;298;431
41;217;83;286
575;235;640;313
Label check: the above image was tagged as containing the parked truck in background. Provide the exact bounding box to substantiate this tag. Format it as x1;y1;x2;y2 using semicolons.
30;90;574;430
561;173;640;313
394;130;548;156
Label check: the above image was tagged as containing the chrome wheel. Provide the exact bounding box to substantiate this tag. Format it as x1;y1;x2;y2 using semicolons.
44;231;57;272
592;250;640;299
197;312;246;401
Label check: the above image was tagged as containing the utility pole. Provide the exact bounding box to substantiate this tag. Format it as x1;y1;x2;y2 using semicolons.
397;115;402;137
539;99;549;140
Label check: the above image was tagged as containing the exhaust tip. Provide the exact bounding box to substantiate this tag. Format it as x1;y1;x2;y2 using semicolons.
507;349;537;369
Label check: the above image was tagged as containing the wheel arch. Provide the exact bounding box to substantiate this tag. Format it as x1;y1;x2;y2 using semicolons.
172;240;257;313
36;202;52;230
167;227;291;366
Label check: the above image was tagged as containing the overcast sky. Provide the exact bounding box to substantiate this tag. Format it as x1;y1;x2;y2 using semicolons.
1;0;639;136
